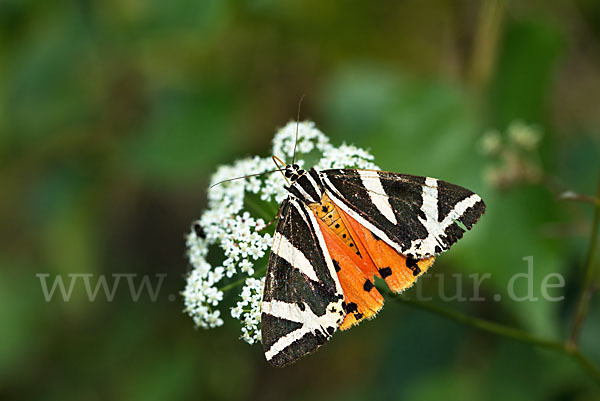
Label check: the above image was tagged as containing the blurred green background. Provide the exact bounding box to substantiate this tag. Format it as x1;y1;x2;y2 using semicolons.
2;0;600;400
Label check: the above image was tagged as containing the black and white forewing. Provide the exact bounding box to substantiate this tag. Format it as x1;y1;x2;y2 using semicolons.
320;169;485;259
261;197;345;367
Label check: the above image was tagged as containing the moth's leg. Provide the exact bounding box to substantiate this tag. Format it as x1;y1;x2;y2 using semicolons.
257;202;285;232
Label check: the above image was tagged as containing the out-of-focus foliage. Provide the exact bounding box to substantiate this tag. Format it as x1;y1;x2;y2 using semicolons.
1;1;599;400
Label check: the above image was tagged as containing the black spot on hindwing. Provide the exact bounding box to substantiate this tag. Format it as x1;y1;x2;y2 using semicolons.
406;257;421;276
379;267;392;278
345;302;358;313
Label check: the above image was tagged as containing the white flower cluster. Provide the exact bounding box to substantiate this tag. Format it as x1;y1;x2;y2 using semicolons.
479;121;544;190
183;121;379;343
230;277;265;344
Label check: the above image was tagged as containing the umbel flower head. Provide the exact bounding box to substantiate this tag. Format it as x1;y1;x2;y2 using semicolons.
182;121;379;344
479;121;544;189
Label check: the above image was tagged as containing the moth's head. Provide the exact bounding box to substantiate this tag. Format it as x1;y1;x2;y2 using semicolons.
284;164;304;182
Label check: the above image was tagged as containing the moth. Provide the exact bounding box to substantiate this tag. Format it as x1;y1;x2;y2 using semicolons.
260;153;486;367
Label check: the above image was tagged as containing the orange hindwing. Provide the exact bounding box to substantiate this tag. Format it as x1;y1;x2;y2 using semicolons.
311;194;435;331
338;207;435;293
316;218;384;330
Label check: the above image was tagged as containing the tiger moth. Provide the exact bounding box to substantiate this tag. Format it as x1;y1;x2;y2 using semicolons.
261;156;486;367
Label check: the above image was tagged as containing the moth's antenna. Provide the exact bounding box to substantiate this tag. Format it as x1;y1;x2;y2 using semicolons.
291;94;305;165
272;155;288;169
272;155;290;185
210;168;284;188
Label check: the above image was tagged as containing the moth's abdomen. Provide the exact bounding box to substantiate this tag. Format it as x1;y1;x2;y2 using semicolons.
309;194;360;256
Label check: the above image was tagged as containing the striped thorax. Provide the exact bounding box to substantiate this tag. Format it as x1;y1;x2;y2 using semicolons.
284;165;323;204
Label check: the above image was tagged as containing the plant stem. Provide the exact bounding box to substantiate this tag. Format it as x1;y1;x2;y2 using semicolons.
569;170;600;346
468;0;504;93
219;266;267;292
245;195;278;222
394;295;562;351
568;348;600;382
219;277;249;293
392;294;600;383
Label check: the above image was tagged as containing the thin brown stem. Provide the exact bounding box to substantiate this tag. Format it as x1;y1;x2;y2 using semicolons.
569;170;600;346
392;294;600;383
393;295;563;351
219;266;267;292
468;0;504;93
